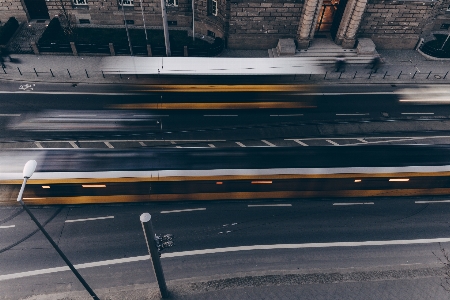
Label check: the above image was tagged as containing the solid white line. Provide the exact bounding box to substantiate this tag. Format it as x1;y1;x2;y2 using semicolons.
248;204;292;207
326;140;340;146
333;202;374;206
139;142;147;146
0;114;21;117
415;200;450;204
104;142;114;149
65;216;114;223
270;114;304;117
58;115;97;117
34;142;43;149
293;139;308;146
69;141;79;149
336;113;369;116
3;237;450;281
208;144;216;148
0;225;15;229
160;208;206;214
236;142;246;147
401;113;434;115
204;115;238;117
261;140;276;147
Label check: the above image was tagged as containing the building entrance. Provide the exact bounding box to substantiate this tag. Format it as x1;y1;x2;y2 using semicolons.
315;0;347;39
23;0;50;20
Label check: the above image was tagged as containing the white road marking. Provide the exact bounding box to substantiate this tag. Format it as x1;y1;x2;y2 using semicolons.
208;144;216;148
415;200;450;204
293;139;308;146
401;113;434;115
336;113;369;116
160;208;206;214
333;202;374;206
0;225;15;229
0;114;21;117
139;142;147;146
65;216;114;223
204;115;238;117
3;237;450;281
236;142;246;147
261;140;276;147
34;142;43;149
104;142;114;149
248;204;292;207
357;138;367;143
270;114;303;117
326;140;340;146
58;114;97;117
69;141;79;149
133;114;169;117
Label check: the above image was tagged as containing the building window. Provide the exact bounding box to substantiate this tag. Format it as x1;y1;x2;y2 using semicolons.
118;0;134;6
207;0;218;16
166;0;178;7
73;0;88;5
207;30;215;37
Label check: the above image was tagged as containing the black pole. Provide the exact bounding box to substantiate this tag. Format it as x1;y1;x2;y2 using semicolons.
18;182;99;300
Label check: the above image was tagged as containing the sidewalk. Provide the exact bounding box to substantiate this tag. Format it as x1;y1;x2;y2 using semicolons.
0;49;449;85
25;266;448;300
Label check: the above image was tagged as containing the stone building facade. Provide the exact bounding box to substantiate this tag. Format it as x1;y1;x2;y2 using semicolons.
1;0;450;50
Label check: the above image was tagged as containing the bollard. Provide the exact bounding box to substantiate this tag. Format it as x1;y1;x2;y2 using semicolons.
33;68;38;77
353;71;357;79
309;73;312;80
101;70;105;78
412;71;417;79
17;67;22;75
397;71;402;79
119;72;122;79
368;71;372;79
140;213;169;298
444;71;449;79
50;69;54;77
338;71;343;79
85;69;89;78
324;71;327;80
67;69;71;78
426;71;431;79
383;71;387;79
2;65;6;74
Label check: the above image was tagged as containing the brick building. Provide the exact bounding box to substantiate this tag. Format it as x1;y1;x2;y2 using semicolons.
1;0;449;50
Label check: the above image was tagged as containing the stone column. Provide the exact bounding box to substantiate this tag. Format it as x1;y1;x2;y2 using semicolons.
335;0;368;48
297;0;323;49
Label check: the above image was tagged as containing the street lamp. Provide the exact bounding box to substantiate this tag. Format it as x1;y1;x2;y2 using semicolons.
17;160;99;300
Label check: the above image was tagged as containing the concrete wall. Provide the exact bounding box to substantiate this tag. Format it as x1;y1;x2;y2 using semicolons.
0;0;28;23
227;0;303;49
358;0;436;49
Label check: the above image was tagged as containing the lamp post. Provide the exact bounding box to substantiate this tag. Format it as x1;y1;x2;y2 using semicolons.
17;160;99;300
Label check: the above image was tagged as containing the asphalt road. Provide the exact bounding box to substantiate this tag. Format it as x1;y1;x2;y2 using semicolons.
1;197;450;298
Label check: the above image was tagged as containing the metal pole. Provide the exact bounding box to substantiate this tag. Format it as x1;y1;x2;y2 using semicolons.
139;0;149;45
192;0;195;41
160;0;171;56
140;213;169;298
17;178;99;300
121;1;134;56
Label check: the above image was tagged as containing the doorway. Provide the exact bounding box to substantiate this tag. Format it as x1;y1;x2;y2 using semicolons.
315;0;347;39
23;0;50;20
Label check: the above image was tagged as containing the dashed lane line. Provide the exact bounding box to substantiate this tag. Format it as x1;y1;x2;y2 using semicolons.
401;113;435;115
0;114;21;117
236;142;246;147
208;144;216;148
3;237;450;281
415;200;450;204
0;225;15;229
248;204;292;207
160;208;206;214
333;202;375;206
139;142;147;146
261;140;276;147
65;216;114;223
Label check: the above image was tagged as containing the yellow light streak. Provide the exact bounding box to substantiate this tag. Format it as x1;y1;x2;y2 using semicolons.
389;179;410;182
354;179;361;182
82;184;106;188
42;186;50;189
251;180;273;184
